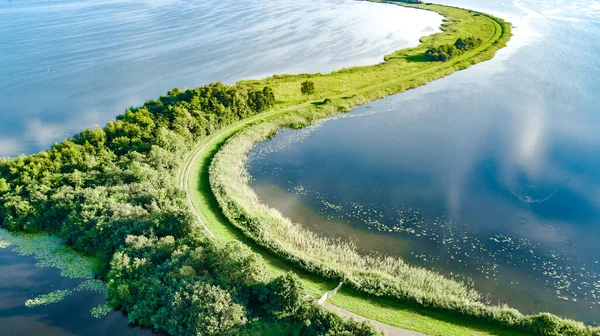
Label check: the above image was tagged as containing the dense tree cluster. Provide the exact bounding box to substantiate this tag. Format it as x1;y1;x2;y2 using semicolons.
424;37;483;61
109;234;379;335
0;83;379;335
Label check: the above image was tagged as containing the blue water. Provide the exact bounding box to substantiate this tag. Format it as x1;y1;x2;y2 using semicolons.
0;248;153;335
0;0;440;157
248;0;600;323
0;0;444;332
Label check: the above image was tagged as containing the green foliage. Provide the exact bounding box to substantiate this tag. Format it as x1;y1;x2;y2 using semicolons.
455;37;483;51
300;80;316;100
425;44;461;61
425;37;483;61
3;1;591;335
1;82;369;335
166;282;246;336
248;86;276;112
260;272;305;317
106;235;380;335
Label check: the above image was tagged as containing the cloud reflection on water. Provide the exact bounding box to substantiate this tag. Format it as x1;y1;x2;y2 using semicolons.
0;0;441;157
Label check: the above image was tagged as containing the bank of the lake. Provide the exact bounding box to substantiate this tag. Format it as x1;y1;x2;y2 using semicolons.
4;0;592;334
203;1;593;336
245;0;600;326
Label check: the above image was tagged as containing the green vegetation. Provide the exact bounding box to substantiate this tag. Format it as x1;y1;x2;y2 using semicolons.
425;37;483;61
211;109;600;336
0;228;96;279
0;0;597;335
301;81;316;100
0;83;377;335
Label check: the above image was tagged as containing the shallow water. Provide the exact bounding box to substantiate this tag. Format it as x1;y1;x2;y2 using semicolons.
0;247;153;335
248;0;600;324
0;0;440;157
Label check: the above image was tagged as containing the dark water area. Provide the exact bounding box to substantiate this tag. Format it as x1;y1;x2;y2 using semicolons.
0;248;153;336
0;0;440;157
248;0;600;324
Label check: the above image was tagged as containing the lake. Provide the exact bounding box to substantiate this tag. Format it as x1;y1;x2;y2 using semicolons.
0;247;153;336
0;0;440;157
0;0;442;333
248;0;600;324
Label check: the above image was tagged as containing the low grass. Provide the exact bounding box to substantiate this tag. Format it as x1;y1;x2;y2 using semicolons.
237;1;509;113
179;1;546;335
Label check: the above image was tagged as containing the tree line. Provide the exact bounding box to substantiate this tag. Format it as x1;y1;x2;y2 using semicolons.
0;83;380;335
425;37;483;61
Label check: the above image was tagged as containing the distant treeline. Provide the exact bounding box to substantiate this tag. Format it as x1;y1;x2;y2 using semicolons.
394;0;423;3
425;37;483;61
0;83;380;336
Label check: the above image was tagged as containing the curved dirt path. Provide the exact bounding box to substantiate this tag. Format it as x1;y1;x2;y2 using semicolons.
178;9;507;336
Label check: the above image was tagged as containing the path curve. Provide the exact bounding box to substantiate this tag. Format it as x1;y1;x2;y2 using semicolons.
178;116;426;335
178;7;508;336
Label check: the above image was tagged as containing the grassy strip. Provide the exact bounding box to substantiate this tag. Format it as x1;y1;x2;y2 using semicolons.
191;1;598;336
178;2;546;335
194;115;528;336
236;2;509;113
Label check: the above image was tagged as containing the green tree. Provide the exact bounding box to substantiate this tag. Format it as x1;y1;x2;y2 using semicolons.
300;80;315;100
0;178;9;193
261;272;305;316
168;282;247;336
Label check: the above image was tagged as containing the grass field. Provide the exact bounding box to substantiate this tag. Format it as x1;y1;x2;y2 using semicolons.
179;1;527;335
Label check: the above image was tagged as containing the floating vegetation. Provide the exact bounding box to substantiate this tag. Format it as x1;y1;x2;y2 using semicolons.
76;279;107;293
0;228;112;316
91;303;113;318
265;181;600;310
25;289;73;307
0;228;94;279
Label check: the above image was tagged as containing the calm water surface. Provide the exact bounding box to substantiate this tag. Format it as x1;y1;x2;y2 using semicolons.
0;0;440;157
0;0;442;332
248;0;600;324
0;248;153;335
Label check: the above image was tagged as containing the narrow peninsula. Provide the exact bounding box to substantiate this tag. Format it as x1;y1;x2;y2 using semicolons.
2;0;598;335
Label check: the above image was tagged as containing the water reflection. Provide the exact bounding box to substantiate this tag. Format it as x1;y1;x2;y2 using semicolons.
0;248;152;335
0;0;441;157
248;0;600;323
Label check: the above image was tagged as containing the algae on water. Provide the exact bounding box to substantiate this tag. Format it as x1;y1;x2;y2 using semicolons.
0;228;112;317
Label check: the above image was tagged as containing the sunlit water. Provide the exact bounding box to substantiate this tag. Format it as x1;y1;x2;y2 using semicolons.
0;0;440;157
0;0;442;332
248;0;600;324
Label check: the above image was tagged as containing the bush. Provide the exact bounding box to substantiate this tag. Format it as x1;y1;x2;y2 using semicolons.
425;37;483;61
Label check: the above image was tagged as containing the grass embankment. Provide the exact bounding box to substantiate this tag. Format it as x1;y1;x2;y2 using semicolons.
179;1;554;335
190;1;600;335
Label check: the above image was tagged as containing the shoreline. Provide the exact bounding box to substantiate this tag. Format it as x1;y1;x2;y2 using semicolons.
6;0;597;335
179;2;576;336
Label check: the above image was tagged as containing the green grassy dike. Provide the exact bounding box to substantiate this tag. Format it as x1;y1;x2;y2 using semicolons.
180;1;534;335
189;1;596;335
